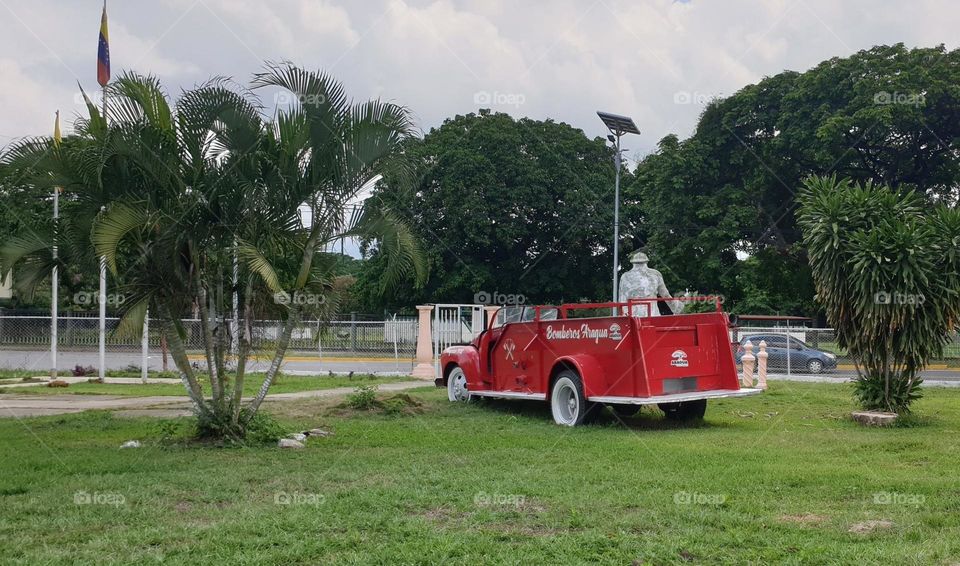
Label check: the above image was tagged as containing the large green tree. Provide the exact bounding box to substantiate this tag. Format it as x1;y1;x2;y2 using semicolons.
352;110;630;312
632;44;960;317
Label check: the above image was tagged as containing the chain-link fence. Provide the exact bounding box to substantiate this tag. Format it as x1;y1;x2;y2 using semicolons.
0;311;417;373
733;326;960;375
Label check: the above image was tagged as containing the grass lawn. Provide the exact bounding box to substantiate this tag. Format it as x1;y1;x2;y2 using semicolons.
1;381;959;564
0;373;404;396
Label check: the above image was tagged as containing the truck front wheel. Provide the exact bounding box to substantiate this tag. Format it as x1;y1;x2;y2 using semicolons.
658;399;707;421
551;371;596;426
447;367;471;402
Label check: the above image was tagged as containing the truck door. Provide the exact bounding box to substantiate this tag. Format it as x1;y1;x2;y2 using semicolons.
491;307;540;392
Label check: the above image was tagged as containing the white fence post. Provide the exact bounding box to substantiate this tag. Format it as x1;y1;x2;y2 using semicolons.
141;311;149;383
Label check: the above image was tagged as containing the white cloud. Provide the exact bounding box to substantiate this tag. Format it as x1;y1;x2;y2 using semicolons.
0;0;957;154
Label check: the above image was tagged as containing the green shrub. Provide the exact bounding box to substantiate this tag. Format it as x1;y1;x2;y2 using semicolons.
346;385;379;410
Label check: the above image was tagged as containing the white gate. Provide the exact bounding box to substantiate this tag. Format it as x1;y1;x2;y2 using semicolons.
433;304;486;378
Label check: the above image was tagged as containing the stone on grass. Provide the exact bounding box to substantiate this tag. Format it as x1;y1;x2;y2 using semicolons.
278;438;305;449
851;411;898;426
287;433;307;442
120;440;141;449
304;428;333;437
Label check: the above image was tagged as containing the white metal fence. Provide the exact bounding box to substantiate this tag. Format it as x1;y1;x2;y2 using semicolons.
0;312;418;373
432;304;486;378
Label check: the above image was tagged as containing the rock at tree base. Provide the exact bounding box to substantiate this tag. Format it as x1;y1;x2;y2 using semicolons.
851;411;898;426
278;439;305;449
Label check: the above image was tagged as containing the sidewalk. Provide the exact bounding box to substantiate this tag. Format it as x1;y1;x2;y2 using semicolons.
0;380;432;418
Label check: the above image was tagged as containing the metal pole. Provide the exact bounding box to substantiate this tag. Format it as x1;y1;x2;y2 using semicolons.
98;87;107;382
612;133;622;303
392;314;399;373
141;310;148;383
786;319;791;376
99;257;106;381
231;245;239;355
350;312;357;353
51;185;59;379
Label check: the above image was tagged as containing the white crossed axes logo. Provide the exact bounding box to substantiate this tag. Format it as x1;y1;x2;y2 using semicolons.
503;339;516;361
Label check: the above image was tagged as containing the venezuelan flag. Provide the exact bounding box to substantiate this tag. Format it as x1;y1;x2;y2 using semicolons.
97;2;110;87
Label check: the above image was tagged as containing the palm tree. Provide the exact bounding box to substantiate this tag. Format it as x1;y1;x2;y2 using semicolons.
1;64;426;438
798;175;960;413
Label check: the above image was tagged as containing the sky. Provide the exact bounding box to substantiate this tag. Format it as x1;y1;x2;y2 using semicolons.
2;0;959;163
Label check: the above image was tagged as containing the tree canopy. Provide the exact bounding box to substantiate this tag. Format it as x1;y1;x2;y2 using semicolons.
352;110;630;312
631;43;960;317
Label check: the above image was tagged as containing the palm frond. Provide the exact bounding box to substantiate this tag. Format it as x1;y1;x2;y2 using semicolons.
91;202;148;274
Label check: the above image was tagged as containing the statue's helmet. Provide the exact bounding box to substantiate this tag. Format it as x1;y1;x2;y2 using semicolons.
630;251;649;264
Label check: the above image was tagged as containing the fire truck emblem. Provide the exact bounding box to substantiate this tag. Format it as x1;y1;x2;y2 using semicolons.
609;323;622;341
670;349;689;367
503;339;516;361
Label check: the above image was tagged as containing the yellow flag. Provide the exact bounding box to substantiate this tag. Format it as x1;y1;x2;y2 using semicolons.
54;110;62;148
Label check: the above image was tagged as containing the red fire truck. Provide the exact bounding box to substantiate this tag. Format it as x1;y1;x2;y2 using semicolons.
437;298;761;426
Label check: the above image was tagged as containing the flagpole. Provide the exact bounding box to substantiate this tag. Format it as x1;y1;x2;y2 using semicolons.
51;111;60;380
98;89;107;383
97;0;109;383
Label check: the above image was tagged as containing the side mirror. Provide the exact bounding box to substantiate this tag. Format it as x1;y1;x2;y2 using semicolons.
728;314;739;327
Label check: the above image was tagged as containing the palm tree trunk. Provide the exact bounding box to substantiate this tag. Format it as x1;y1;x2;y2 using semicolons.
241;220;328;426
242;304;301;424
159;307;208;416
231;280;255;424
196;281;223;407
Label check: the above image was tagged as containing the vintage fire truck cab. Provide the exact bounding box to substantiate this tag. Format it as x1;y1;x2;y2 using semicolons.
437;298;761;426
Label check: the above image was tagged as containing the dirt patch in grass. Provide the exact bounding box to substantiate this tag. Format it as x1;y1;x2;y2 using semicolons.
333;392;425;417
848;519;894;534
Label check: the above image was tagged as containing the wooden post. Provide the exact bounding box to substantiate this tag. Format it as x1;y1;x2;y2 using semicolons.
757;340;769;390
741;340;755;387
411;305;435;380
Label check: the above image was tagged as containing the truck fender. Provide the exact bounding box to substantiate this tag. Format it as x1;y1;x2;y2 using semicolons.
549;355;605;398
438;346;482;388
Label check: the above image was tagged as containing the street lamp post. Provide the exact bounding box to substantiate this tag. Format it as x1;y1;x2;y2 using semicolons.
597;111;640;303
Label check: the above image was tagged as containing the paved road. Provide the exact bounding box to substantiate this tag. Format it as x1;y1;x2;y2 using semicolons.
0;349;415;375
0;380;432;418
